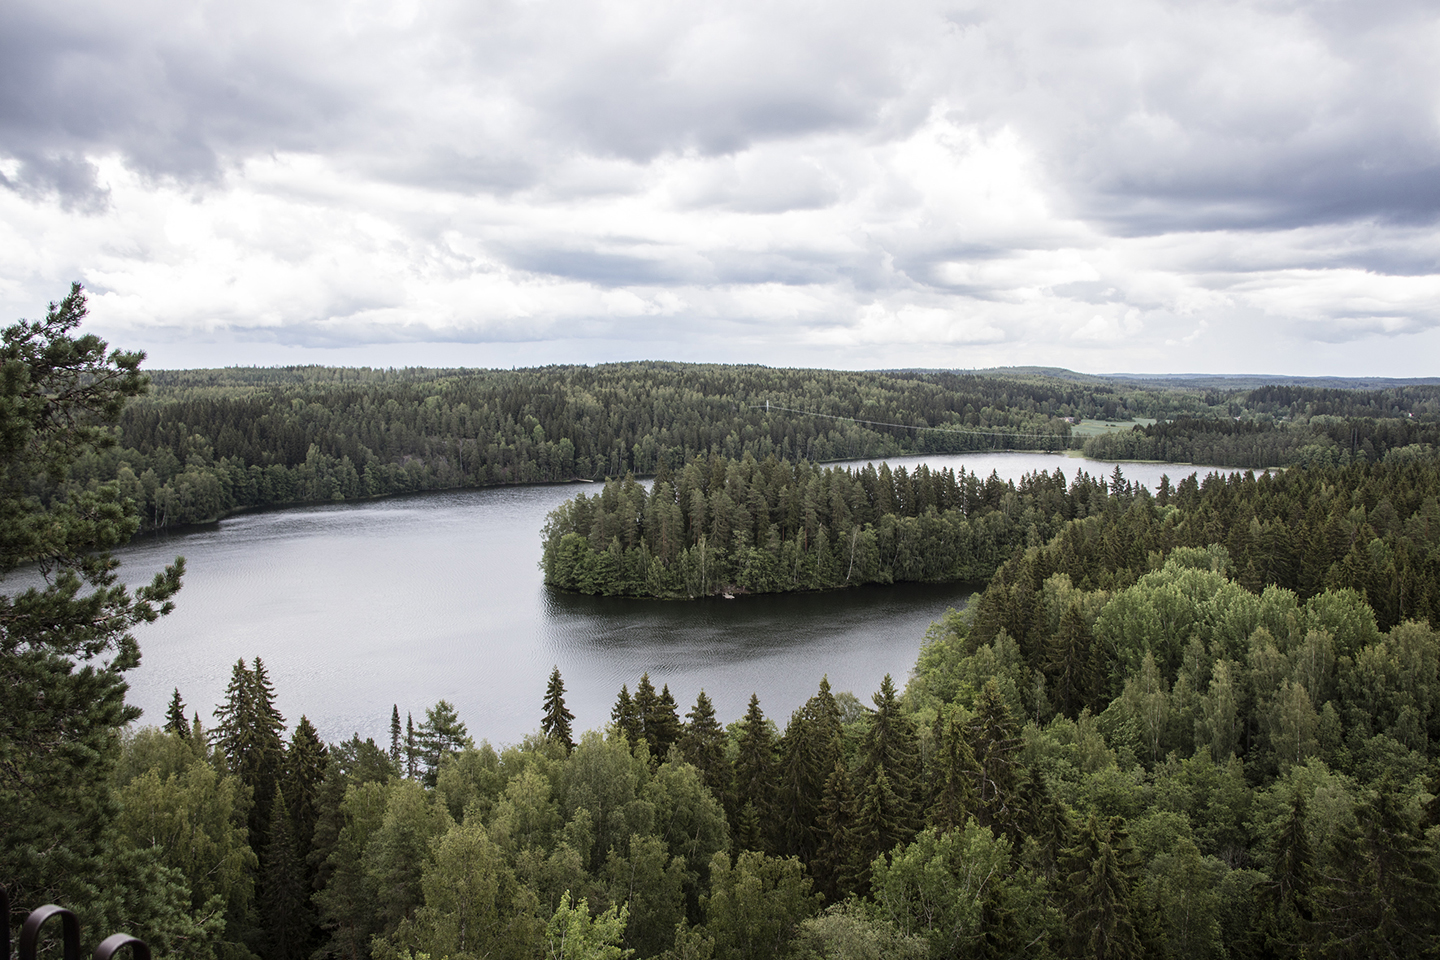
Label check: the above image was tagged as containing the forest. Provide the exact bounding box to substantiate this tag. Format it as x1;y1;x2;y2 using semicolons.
6;287;1440;960
540;457;1109;597
39;359;1433;533
539;451;1440;630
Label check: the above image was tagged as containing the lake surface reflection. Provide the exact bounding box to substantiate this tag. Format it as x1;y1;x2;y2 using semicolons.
110;452;1213;746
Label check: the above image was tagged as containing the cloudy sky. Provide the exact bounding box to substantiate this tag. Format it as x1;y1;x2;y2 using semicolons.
3;0;1439;375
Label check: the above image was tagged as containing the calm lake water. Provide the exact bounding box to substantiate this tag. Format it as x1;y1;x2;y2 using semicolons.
104;452;1213;747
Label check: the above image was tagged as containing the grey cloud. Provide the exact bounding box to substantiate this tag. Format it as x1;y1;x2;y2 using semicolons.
0;2;359;182
954;0;1440;235
498;245;700;287
0;151;109;211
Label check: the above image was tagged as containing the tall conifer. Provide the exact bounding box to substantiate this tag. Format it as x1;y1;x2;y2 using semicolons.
405;712;418;779
648;683;683;759
212;656;287;847
732;694;777;851
775;678;843;861
164;688;189;738
612;684;643;746
681;690;729;802
262;786;313;960
541;666;576;753
813;757;858;902
966;679;1022;833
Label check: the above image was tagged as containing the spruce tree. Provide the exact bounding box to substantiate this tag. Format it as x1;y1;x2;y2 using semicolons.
541;665;576;753
853;675;921;843
405;712;418;779
851;769;911;894
775;678;844;861
680;690;729;802
1062;815;1144;960
927;706;978;834
731;694;777;852
389;704;402;762
1260;788;1315;955
813;757;858;902
612;684;643;746
212;656;287;847
648;683;683;759
283;715;329;869
261;786;313;960
634;672;659;750
1046;602;1098;717
164;688;189;738
966;679;1022;833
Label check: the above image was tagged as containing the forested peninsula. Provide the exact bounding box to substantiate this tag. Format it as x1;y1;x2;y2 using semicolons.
540;452;1440;617
9;288;1440;960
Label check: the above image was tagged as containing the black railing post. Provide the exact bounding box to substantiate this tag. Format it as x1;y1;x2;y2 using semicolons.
3;886;147;960
92;936;150;960
19;905;81;960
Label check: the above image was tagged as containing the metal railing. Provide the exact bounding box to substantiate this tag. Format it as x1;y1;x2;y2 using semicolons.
3;889;150;960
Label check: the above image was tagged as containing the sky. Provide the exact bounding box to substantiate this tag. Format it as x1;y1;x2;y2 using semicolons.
3;0;1439;376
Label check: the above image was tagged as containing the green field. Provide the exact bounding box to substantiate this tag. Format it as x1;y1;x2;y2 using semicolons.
1069;416;1156;437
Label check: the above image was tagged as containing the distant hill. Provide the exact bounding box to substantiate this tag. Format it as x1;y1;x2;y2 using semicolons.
953;367;1440;392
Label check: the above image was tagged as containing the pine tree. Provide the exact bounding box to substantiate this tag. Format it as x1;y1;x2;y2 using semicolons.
416;699;471;787
389;704;402;762
0;284;190;939
541;665;576;753
164;688;189;738
680;690;729;802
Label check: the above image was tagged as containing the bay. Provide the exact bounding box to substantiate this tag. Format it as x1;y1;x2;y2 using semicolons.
108;452;1218;746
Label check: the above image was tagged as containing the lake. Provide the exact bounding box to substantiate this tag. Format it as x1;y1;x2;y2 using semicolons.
106;452;1214;747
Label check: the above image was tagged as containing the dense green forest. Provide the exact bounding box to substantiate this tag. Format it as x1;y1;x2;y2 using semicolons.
541;451;1440;628
74;364;1094;530
51;364;1433;532
7;288;1440;960
541;456;1134;597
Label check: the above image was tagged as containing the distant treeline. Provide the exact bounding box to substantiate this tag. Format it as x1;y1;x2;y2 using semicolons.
541;454;1137;597
1082;414;1440;469
53;363;1230;530
43;364;1440;530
